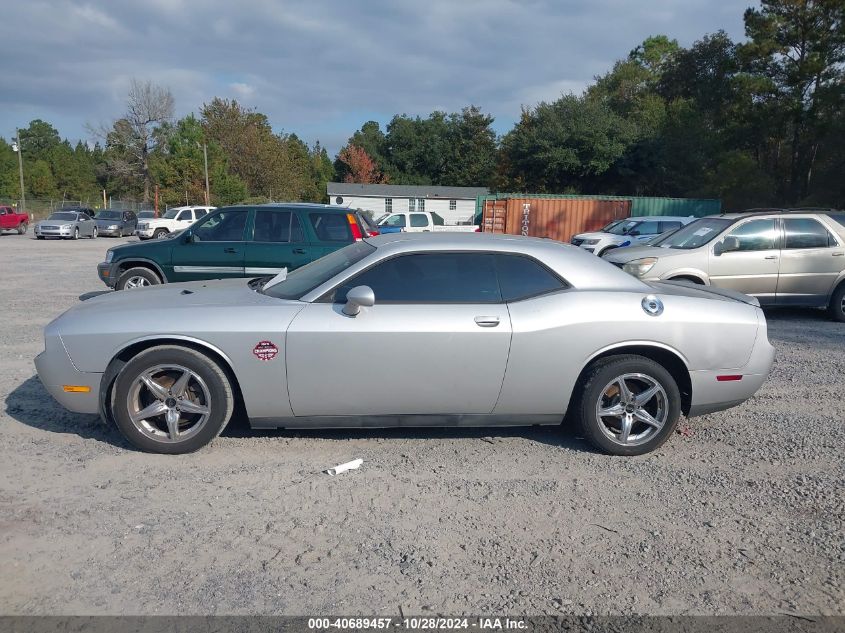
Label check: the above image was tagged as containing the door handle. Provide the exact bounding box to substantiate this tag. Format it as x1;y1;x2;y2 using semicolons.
223;247;237;254
293;248;307;254
474;316;500;327
763;255;778;260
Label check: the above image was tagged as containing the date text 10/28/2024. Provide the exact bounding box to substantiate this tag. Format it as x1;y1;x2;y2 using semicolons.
308;617;528;630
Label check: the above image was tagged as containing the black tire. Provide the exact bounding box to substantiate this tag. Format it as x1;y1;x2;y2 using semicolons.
573;354;681;456
111;345;235;454
72;227;79;240
17;223;27;235
116;266;162;290
829;283;845;322
36;235;45;240
597;246;617;257
153;228;168;239
91;226;98;239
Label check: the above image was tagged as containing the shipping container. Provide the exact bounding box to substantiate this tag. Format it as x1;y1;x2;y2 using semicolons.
476;194;721;242
481;197;631;243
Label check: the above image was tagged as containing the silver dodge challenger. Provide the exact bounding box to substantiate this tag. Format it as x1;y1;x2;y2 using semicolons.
35;233;774;455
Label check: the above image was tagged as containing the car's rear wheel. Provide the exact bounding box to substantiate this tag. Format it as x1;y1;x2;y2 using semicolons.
829;283;845;322
575;355;681;456
91;226;98;239
153;228;168;239
116;266;161;290
111;346;234;454
17;223;27;235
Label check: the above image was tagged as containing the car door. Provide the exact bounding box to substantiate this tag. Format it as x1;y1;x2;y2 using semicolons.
124;211;137;233
243;208;312;276
776;217;844;306
708;218;780;304
285;252;512;417
79;213;95;236
170;208;249;281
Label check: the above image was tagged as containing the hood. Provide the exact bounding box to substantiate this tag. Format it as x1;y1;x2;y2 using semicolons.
140;217;172;225
574;231;620;241
649;280;760;307
602;245;688;264
68;278;297;316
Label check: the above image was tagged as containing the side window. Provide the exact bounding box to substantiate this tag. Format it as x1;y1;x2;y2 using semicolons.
659;221;682;232
254;210;293;243
410;213;428;228
335;253;500;303
177;210;192;221
783;218;834;249
634;221;660;235
290;213;305;242
309;212;352;242
195;209;208;219
496;255;567;301
0;208;6;215
725;219;778;251
382;214;406;228
192;209;248;242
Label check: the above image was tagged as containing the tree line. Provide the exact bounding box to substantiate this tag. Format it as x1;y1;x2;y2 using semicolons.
1;0;842;211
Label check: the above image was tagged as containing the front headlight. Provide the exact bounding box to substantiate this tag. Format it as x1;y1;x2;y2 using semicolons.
108;224;118;230
582;239;600;245
105;250;114;263
622;257;658;277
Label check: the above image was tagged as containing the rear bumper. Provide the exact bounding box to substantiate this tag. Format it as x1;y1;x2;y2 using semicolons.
687;309;775;417
35;340;102;415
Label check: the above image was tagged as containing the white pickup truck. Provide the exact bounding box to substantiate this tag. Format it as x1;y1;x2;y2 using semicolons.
375;211;478;233
135;205;215;240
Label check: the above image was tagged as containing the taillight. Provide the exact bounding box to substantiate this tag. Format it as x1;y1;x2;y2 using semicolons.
347;213;363;241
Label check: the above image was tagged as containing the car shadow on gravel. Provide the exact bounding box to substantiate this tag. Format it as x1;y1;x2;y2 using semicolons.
5;376;130;448
220;410;594;452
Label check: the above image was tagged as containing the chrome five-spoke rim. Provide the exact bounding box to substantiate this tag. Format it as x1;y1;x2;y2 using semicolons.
124;276;151;289
126;364;211;443
595;373;668;446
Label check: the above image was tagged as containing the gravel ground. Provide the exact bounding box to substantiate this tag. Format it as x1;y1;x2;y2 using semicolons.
0;232;843;616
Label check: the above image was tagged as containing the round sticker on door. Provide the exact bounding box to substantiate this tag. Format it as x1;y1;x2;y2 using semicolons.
253;340;279;361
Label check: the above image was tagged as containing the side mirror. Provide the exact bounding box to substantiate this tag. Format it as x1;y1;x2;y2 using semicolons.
716;236;740;255
342;285;375;317
184;231;196;243
713;241;723;256
628;229;640;237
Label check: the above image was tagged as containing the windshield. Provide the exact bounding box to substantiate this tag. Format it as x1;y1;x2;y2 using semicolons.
163;209;180;219
95;211;121;219
607;220;641;235
374;213;390;224
658;218;733;249
138;211;155;218
262;241;376;300
600;220;623;232
48;212;77;221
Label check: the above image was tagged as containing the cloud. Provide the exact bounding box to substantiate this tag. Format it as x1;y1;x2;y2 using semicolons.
0;0;751;153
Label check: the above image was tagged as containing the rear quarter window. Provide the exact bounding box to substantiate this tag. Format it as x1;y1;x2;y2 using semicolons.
495;254;568;301
309;212;352;242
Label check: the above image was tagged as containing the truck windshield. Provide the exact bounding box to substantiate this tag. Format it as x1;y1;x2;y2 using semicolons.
48;213;78;221
261;241;376;300
658;218;733;249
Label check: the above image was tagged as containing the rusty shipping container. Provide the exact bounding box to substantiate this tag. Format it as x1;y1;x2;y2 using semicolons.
482;197;631;243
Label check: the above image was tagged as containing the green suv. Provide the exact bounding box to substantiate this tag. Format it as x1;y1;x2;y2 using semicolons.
98;203;373;290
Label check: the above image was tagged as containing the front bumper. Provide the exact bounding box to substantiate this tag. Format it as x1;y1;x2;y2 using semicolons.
97;262;117;288
35;227;73;238
686;309;775;417
98;227;123;236
135;228;155;238
35;338;102;415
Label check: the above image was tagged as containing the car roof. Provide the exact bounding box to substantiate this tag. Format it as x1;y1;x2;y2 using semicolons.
361;232;648;291
707;208;842;220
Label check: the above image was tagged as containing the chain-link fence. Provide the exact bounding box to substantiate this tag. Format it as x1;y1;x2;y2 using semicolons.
0;198;147;220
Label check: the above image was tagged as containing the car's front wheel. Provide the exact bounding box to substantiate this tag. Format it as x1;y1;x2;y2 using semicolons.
115;266;162;290
91;226;98;239
111;345;235;454
153;228;168;239
574;355;681;456
72;227;79;240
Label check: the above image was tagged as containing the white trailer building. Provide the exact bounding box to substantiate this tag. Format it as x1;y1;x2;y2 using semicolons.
327;182;489;226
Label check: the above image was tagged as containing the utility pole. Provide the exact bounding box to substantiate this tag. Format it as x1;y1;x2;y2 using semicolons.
13;130;25;216
202;142;210;206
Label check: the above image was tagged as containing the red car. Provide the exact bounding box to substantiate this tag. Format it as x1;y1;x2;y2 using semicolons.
0;206;28;234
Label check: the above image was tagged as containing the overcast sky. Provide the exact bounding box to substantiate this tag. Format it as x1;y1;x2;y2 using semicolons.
0;0;752;154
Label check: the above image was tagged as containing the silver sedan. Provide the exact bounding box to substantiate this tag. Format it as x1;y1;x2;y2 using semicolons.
34;211;98;240
35;233;774;455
